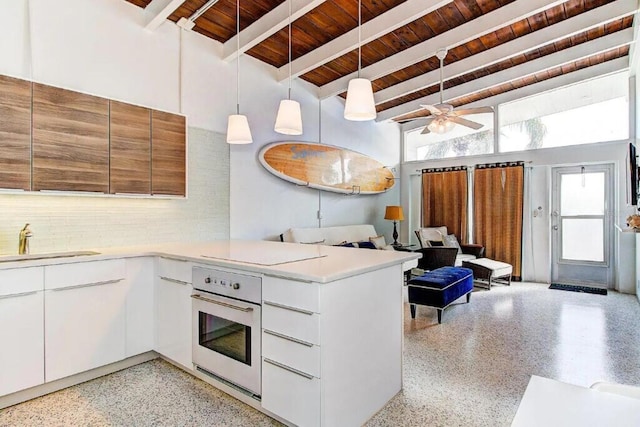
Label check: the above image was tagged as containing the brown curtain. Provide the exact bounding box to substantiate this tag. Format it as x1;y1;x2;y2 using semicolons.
421;168;468;243
473;163;524;279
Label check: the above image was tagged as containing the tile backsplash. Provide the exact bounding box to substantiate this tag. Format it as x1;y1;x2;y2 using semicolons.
0;127;229;254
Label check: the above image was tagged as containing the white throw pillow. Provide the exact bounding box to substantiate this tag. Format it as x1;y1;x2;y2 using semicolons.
369;235;386;249
441;233;462;254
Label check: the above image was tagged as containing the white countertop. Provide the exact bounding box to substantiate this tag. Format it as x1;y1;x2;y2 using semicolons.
0;240;420;283
511;375;640;427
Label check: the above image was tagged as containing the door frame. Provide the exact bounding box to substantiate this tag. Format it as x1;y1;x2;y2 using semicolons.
550;163;615;288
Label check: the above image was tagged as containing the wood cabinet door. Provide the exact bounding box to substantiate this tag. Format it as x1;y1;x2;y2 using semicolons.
110;101;151;194
32;84;109;192
151;110;186;196
0;75;31;190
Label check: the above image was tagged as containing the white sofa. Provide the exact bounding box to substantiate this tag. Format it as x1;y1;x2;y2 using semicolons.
281;224;385;246
414;226;484;266
280;224;418;272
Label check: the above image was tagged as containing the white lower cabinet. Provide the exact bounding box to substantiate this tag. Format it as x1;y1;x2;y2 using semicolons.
44;260;127;382
0;267;45;396
124;257;155;357
262;358;321;427
262;276;321;427
155;258;192;368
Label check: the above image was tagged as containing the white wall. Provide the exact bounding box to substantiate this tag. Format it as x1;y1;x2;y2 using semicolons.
0;0;401;250
401;141;636;293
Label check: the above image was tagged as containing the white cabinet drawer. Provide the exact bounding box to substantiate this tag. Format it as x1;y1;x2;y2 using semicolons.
262;301;320;346
262;330;320;378
45;259;125;290
262;357;320;427
262;276;319;313
157;257;191;284
0;267;44;296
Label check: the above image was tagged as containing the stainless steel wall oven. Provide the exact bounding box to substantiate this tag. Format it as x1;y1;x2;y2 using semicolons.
192;267;261;398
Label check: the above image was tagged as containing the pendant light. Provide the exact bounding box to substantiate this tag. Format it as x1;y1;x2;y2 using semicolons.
226;0;253;144
274;0;303;135
344;0;376;121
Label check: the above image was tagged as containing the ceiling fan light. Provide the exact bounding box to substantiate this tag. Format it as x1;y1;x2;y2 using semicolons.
275;99;303;135
226;114;253;144
427;117;455;134
344;78;376;121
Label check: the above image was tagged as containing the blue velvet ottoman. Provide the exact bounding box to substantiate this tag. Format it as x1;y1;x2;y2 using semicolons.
407;267;474;324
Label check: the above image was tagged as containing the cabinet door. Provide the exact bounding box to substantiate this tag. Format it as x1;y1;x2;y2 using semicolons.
110;101;151;194
45;280;126;382
125;257;155;357
0;291;44;396
151;110;186;196
0;75;31;190
32;83;109;192
155;276;192;368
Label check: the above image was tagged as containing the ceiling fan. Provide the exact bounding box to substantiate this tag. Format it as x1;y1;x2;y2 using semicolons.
409;48;494;135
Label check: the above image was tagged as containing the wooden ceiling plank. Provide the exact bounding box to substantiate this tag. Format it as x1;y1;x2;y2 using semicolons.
144;0;186;31
222;0;327;62
276;0;451;82
378;29;633;121
373;0;636;105
319;0;568;99
401;57;629;132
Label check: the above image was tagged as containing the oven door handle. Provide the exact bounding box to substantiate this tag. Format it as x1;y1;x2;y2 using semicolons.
191;294;254;312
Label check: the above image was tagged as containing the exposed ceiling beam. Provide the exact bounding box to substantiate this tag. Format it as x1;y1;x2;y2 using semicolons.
375;0;637;105
275;0;451;82
401;57;629;133
222;0;327;62
319;0;566;99
378;29;633;121
144;0;185;31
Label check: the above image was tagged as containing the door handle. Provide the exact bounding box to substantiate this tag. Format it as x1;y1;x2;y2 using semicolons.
552;225;558;230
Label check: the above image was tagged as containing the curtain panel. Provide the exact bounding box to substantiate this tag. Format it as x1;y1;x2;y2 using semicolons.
421;167;468;244
473;162;524;279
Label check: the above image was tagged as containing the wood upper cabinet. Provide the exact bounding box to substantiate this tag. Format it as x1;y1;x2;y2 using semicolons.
0;75;32;190
110;101;151;194
151;110;186;196
32;83;109;192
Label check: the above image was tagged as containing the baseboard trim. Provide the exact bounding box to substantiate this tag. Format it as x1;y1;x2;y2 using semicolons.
0;352;158;410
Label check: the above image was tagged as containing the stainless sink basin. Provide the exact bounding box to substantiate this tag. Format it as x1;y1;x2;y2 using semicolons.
0;250;101;263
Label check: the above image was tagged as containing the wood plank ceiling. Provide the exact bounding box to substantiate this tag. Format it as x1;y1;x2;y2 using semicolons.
124;0;636;123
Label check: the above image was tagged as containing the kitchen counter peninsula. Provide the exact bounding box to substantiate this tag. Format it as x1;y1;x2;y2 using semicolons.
0;240;419;426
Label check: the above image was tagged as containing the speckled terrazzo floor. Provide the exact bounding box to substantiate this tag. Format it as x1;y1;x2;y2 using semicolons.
2;282;640;426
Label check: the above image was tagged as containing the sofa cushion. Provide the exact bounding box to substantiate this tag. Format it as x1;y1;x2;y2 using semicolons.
442;234;462;254
370;235;386;249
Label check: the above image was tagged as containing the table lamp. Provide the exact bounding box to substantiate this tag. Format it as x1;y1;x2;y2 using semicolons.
384;205;404;246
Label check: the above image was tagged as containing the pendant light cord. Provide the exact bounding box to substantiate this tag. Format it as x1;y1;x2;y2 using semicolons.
357;0;362;78
236;0;240;115
288;0;292;99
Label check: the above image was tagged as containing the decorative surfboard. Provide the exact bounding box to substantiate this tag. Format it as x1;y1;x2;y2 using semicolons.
258;142;395;195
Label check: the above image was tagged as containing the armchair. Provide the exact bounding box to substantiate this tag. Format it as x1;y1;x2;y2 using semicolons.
415;247;458;271
414;226;485;266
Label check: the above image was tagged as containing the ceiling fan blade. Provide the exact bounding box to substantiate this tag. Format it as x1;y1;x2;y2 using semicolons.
450;106;494;116
420;104;443;115
420;118;435;134
448;115;484;130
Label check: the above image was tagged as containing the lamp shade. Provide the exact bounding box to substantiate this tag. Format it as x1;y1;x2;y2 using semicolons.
226;114;253;144
344;78;376;121
275;99;303;135
384;205;404;221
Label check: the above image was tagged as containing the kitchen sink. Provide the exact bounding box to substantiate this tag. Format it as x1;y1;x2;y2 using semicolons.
0;250;101;263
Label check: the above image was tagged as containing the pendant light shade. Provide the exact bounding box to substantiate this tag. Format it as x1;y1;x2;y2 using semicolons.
344;0;376;122
275;0;303;135
427;116;455;134
227;0;252;144
226;114;253;144
275;99;303;135
344;78;376;121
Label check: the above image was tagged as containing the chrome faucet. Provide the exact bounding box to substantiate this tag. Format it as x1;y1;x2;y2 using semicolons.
18;223;33;255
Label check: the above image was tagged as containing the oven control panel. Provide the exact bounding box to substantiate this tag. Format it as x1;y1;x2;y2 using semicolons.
192;266;261;303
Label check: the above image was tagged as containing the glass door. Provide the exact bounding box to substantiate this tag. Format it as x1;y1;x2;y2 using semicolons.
551;164;613;287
